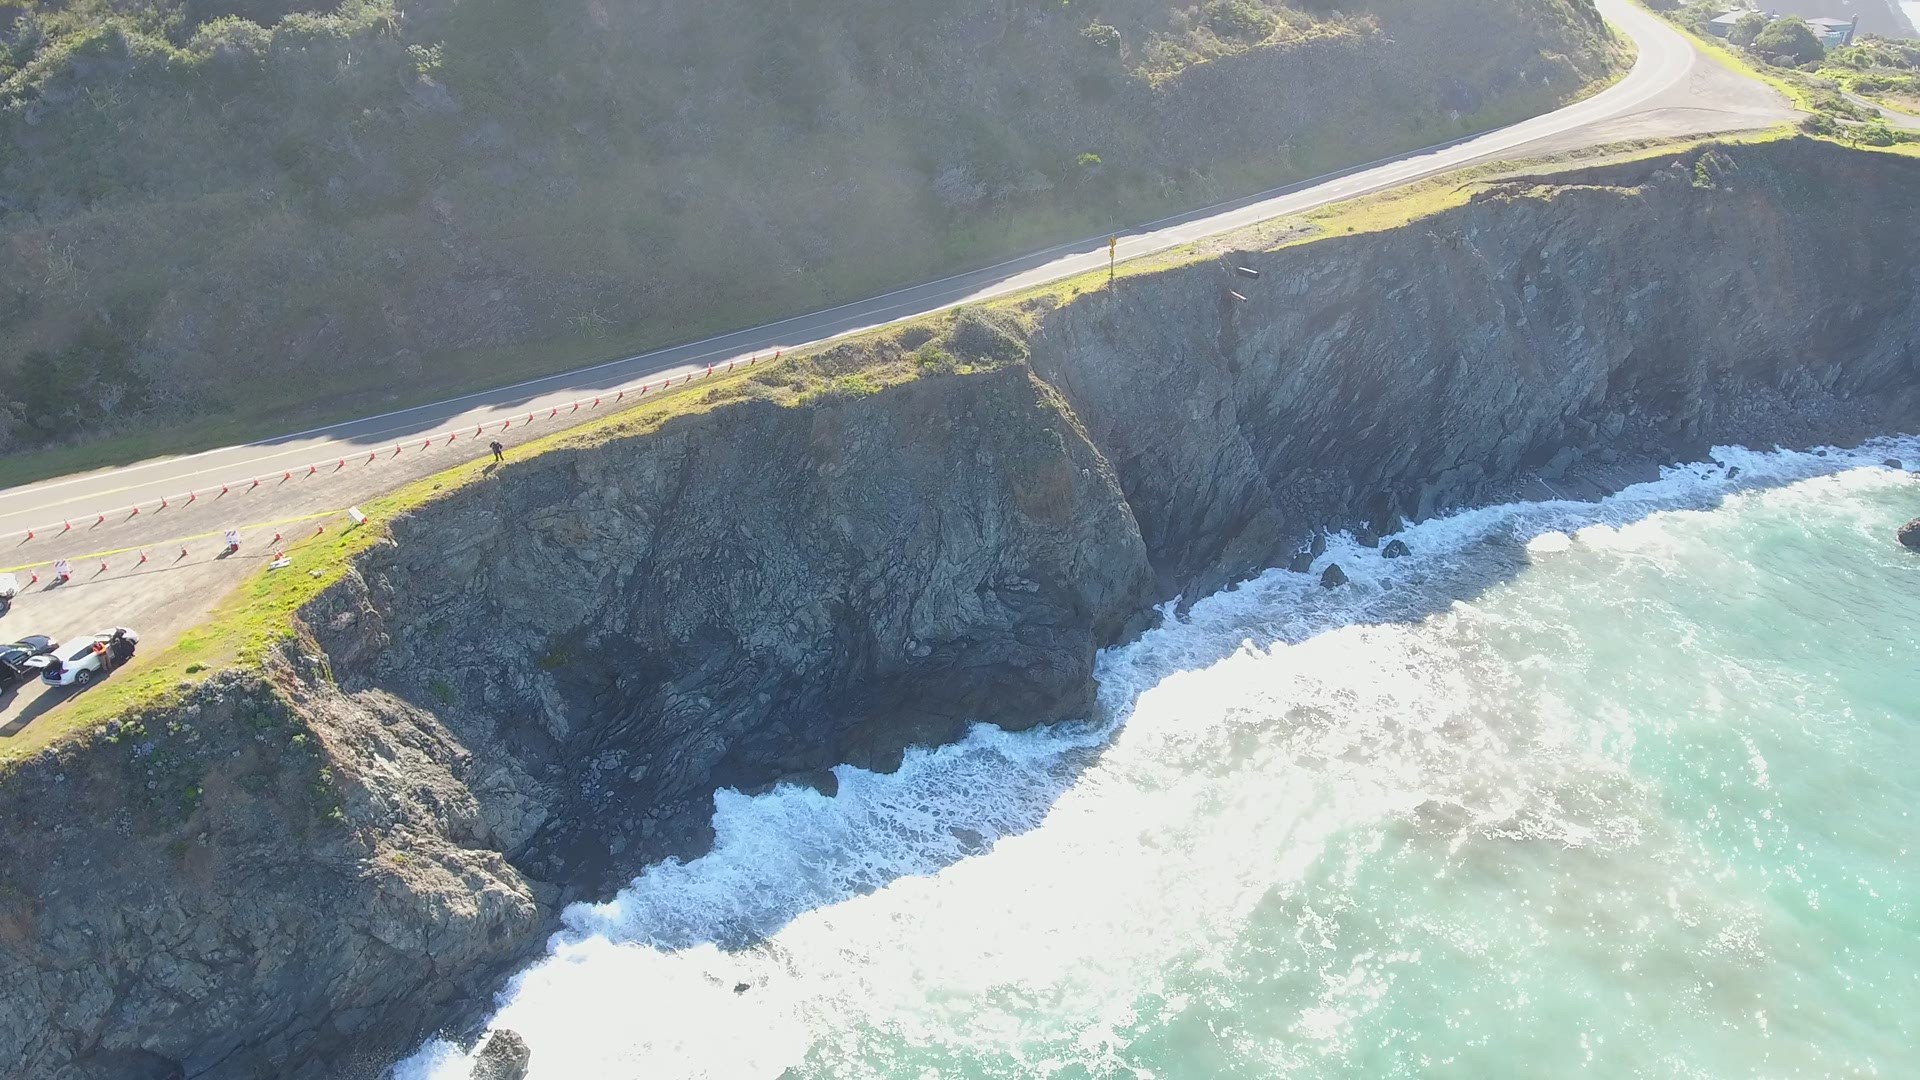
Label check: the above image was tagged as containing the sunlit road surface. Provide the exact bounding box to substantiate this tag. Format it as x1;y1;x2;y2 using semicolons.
0;0;1793;548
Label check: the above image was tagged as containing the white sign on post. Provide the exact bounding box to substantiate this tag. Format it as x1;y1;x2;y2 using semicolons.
224;529;241;550
54;559;71;581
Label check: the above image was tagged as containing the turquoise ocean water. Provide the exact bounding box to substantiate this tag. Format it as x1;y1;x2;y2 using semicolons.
400;438;1920;1079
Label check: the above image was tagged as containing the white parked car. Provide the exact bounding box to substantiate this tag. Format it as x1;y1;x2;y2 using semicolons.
29;628;139;687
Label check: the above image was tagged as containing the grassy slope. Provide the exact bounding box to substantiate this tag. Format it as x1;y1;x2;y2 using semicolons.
0;0;1624;482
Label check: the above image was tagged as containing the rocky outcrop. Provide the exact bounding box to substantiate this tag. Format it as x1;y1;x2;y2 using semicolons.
470;1029;531;1080
0;673;547;1080
307;367;1156;884
1900;519;1920;551
3;139;1918;1078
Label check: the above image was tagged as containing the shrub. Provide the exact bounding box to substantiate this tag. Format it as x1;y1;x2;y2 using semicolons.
915;343;956;373
1728;12;1769;47
1799;111;1838;136
948;307;1029;364
1205;0;1278;41
1857;120;1897;146
1754;18;1823;68
1081;22;1121;50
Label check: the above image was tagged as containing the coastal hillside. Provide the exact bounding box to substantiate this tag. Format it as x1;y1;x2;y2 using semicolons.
1;138;1917;1078
0;0;1622;456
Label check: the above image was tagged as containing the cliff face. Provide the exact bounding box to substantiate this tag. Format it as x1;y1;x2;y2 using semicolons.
308;368;1156;882
2;139;1917;1078
0;365;1158;1078
1031;139;1920;594
0;674;546;1080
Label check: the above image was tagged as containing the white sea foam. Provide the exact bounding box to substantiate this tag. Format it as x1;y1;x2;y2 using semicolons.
392;436;1920;1079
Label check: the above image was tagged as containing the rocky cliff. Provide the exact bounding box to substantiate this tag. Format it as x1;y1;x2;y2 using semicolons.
2;138;1917;1078
1030;138;1920;595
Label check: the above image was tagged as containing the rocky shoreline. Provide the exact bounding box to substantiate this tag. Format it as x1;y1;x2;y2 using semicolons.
3;138;1919;1078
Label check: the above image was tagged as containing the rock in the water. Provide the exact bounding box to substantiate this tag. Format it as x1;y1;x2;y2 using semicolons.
1899;519;1920;552
1319;564;1349;588
734;982;752;994
1309;533;1328;558
472;1029;532;1080
1382;539;1411;559
1355;528;1380;549
1287;551;1314;574
1883;458;1904;471
1725;465;1741;480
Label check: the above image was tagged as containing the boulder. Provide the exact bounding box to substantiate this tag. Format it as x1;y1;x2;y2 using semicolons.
1287;551;1314;574
471;1029;532;1080
1319;564;1349;588
1883;458;1904;471
1309;533;1327;558
1382;539;1411;559
1354;528;1380;549
1899;519;1920;552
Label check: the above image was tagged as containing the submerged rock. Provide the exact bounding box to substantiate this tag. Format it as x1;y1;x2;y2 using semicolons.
1883;458;1904;471
1382;539;1412;559
1899;519;1920;552
1287;551;1314;574
1319;564;1349;588
471;1029;531;1080
1354;528;1380;549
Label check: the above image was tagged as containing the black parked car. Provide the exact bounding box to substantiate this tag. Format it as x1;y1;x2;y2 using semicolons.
0;635;60;689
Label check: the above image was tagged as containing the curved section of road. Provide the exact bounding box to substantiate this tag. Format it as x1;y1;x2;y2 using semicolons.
0;0;1781;541
1842;90;1920;132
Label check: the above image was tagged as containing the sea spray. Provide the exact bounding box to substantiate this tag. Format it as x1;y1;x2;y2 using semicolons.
396;436;1920;1079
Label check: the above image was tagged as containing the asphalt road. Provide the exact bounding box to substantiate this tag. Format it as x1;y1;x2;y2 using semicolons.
1843;90;1920;132
0;0;1796;738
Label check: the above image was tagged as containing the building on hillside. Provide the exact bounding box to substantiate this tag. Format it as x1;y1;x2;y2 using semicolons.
1762;0;1912;40
1806;15;1863;45
1707;8;1862;47
1708;10;1754;37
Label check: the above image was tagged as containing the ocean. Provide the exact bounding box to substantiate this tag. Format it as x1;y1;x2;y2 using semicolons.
397;437;1920;1080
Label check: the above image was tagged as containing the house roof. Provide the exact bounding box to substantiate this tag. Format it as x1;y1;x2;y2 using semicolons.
1805;17;1854;28
1709;11;1748;23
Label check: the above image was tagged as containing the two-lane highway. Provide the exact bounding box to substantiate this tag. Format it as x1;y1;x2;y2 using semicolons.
0;0;1792;546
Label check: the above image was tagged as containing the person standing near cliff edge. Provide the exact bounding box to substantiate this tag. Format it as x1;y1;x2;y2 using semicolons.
489;440;505;463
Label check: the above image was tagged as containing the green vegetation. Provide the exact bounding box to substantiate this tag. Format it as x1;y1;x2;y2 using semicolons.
0;0;1622;475
1822;37;1920;114
1752;17;1824;67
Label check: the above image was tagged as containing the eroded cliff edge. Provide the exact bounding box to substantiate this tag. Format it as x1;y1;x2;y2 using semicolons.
2;138;1916;1078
